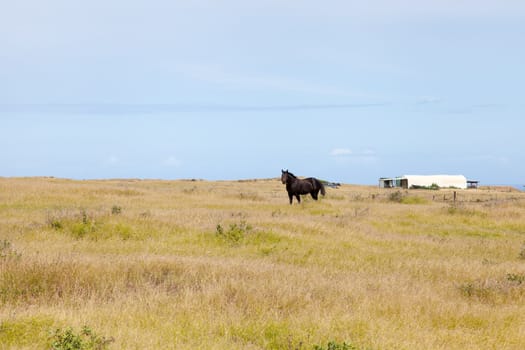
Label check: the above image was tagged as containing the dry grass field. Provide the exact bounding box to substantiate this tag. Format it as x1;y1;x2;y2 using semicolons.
1;177;525;349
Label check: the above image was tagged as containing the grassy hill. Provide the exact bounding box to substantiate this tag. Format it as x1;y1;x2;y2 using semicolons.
1;177;524;349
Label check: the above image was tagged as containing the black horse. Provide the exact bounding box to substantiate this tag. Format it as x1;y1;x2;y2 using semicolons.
281;169;326;204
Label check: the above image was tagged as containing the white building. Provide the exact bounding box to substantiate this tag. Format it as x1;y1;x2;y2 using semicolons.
379;175;467;189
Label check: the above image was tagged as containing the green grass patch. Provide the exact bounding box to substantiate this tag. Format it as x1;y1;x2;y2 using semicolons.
214;220;284;248
46;209;163;241
0;316;53;347
313;340;361;350
227;321;296;350
372;209;507;238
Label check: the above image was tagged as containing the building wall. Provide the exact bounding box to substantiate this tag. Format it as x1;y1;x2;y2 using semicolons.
403;175;467;189
379;175;467;189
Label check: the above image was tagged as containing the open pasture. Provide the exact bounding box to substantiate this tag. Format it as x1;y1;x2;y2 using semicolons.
1;177;525;349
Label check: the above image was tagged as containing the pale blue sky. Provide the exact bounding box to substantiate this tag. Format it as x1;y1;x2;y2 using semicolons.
1;1;524;185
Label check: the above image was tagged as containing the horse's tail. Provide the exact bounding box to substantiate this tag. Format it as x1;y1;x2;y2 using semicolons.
314;178;326;196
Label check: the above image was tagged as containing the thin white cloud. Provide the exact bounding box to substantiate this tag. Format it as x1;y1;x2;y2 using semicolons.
330;148;376;157
330;148;378;166
330;148;353;156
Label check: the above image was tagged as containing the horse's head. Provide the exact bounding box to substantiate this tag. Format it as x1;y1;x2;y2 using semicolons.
281;169;288;184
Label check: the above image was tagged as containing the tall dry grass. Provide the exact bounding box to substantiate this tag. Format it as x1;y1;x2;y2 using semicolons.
1;177;525;349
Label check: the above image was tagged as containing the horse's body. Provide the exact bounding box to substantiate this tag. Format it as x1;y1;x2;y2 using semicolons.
281;169;326;204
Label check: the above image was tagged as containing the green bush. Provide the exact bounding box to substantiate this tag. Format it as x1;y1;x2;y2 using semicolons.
50;219;63;230
49;326;113;350
507;273;525;285
216;220;252;244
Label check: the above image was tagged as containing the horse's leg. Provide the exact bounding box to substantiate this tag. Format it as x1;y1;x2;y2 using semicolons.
311;190;319;200
295;194;301;203
288;192;294;205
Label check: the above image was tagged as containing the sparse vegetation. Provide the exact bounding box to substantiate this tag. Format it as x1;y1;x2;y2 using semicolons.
519;243;525;260
111;205;122;215
49;326;113;350
215;220;253;244
1;177;525;349
0;240;21;260
313;341;359;350
400;195;428;205
388;190;404;202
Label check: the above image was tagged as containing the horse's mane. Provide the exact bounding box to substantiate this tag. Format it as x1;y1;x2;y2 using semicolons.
286;171;297;179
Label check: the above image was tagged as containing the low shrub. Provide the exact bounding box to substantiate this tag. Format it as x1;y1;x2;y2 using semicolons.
387;191;428;204
388;191;403;203
507;273;525;285
49;326;113;350
313;340;359;350
216;220;253;244
111;205;122;215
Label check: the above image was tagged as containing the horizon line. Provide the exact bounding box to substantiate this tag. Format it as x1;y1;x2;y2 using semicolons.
0;175;522;189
